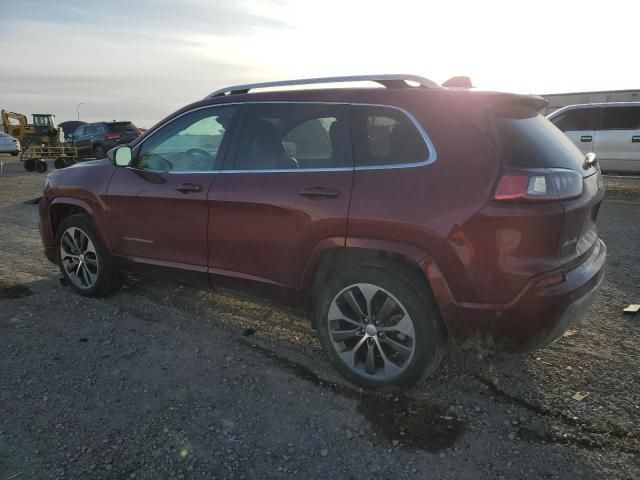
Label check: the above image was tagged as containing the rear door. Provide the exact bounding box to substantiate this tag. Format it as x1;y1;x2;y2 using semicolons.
207;102;353;299
549;107;595;155
106;104;239;281
593;105;640;173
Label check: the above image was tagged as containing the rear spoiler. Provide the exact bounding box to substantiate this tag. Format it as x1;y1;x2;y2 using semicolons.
490;94;549;112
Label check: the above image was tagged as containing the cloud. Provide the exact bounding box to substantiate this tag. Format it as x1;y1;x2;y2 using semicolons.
0;0;290;126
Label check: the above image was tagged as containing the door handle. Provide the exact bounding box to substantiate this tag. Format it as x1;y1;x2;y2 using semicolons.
632;136;640;143
580;135;593;143
174;182;203;193
298;186;340;199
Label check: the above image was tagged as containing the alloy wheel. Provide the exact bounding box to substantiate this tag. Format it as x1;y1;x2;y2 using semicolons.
327;283;416;380
59;226;99;289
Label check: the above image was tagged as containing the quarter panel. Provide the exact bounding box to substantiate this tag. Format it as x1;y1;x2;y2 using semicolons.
348;98;502;303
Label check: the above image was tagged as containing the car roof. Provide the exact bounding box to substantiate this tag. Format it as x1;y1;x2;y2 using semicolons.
157;87;541;123
548;101;640;118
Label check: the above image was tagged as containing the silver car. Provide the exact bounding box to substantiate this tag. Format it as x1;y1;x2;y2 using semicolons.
0;132;21;156
547;102;640;174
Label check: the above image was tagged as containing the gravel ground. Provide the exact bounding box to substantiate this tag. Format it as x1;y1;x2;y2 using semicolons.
1;155;639;479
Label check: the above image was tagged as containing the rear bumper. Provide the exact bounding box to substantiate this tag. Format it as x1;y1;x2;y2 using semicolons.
454;239;606;351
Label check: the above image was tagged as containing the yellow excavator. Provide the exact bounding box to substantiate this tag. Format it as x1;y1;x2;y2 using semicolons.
1;109;77;172
1;110;60;147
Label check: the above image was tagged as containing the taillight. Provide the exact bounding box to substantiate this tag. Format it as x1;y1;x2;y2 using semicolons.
105;132;120;140
494;169;583;201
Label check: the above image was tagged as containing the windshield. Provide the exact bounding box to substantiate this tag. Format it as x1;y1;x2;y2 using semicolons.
33;115;56;128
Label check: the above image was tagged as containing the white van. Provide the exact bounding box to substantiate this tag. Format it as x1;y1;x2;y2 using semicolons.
547;102;640;173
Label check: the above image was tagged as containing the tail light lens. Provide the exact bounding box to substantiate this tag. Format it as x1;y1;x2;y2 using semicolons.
495;169;583;201
105;132;120;140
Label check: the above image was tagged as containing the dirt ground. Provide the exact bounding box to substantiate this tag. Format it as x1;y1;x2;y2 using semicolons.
1;155;639;480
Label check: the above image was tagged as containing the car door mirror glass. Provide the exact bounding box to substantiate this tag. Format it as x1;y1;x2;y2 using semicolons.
115;146;132;166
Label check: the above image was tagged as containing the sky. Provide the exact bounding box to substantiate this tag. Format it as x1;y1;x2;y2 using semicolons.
1;0;638;128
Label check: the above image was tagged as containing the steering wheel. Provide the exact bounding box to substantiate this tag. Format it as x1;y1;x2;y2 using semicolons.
139;154;173;171
180;148;215;171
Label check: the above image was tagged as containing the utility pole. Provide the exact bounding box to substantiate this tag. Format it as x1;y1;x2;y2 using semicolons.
76;102;85;121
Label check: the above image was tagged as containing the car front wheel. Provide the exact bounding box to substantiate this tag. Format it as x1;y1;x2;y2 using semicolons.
316;265;446;391
56;214;121;297
93;144;106;159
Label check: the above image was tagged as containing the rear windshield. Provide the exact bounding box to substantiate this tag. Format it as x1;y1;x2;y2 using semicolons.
107;122;137;132
488;104;590;174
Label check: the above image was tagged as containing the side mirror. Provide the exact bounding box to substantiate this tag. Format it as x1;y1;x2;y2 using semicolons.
114;146;132;167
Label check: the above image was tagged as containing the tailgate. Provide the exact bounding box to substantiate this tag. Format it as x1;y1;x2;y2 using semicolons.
558;168;605;266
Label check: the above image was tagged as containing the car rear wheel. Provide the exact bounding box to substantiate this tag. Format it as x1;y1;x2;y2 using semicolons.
56;214;121;297
94;144;106;159
316;265;446;391
35;160;48;173
23;159;35;172
54;157;67;169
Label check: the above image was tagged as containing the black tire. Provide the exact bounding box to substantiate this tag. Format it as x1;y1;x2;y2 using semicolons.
65;157;77;167
94;144;106;159
55;214;122;297
315;264;446;391
11;152;19;156
54;157;67;169
35;160;48;173
24;159;36;172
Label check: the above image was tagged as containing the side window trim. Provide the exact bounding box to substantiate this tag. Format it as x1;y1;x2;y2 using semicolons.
220;102;436;173
130;104;241;174
129;101;438;174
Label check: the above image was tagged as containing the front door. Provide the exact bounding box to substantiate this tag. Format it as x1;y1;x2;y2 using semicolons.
106;104;239;279
73;125;90;157
207;102;353;299
551;107;595;155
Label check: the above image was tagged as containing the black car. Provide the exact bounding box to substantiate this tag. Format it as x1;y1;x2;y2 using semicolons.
59;120;86;142
70;121;141;159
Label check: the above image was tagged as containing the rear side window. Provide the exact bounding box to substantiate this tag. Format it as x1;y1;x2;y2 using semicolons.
551;108;593;132
351;105;429;167
599;107;640;130
229;103;350;170
489;104;587;172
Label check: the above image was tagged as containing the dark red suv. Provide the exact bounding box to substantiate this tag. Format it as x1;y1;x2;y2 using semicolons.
39;75;606;389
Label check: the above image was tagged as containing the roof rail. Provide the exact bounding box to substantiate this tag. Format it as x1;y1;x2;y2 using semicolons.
205;74;441;98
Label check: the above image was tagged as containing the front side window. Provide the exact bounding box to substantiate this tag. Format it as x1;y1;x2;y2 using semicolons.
229;103;350;170
351;105;429;167
135;105;237;172
73;126;84;137
550;108;593;132
599;107;640;130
